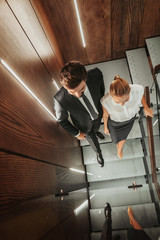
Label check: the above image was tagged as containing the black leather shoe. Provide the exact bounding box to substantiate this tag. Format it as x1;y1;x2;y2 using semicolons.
104;202;111;219
97;152;104;167
96;131;105;140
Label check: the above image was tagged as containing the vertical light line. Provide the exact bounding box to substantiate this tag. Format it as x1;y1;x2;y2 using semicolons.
74;0;86;48
53;80;60;90
0;59;57;120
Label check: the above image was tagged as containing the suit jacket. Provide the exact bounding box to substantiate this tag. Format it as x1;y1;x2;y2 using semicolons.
54;68;105;136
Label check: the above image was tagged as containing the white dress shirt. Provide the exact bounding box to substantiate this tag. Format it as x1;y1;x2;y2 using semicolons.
101;84;144;122
79;85;98;120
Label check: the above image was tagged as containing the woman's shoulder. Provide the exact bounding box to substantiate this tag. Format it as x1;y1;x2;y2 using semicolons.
101;92;111;103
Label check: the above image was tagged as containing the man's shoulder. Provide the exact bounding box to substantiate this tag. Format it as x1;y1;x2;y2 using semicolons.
54;87;67;103
87;67;102;77
87;67;103;84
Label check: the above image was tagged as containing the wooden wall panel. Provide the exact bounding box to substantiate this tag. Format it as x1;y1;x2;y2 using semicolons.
0;151;87;216
0;0;58;113
31;0;88;65
42;207;90;240
80;0;111;63
138;0;160;46
0;64;82;167
31;0;160;64
0;191;89;240
6;0;63;81
111;0;130;59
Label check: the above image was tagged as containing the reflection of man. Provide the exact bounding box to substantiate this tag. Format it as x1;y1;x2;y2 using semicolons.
54;61;105;167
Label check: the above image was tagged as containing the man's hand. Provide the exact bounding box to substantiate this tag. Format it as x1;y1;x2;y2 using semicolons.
104;126;110;135
144;107;154;117
76;132;86;140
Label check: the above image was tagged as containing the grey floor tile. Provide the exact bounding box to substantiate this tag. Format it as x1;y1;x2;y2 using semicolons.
89;184;152;208
83;139;143;165
86;157;146;182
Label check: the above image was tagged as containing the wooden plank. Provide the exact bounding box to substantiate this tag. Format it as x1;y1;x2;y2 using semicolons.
0;150;86;210
79;0;111;64
111;0;130;59
6;0;63;80
32;0;88;64
0;64;82;167
138;0;160;46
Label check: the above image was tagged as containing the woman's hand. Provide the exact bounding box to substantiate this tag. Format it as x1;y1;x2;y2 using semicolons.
104;126;110;135
144;107;154;117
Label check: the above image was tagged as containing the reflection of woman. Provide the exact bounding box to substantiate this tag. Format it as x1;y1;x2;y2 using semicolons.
101;75;153;159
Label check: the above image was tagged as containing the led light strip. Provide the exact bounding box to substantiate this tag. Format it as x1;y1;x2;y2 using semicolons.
0;59;57;120
69;167;93;175
74;0;86;48
74;194;95;215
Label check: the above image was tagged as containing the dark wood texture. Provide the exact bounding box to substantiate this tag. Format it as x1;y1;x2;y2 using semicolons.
31;0;160;65
0;192;90;240
0;1;88;238
6;0;63;80
0;62;82;167
0;151;87;216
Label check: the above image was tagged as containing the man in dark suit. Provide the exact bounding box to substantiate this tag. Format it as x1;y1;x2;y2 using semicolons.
54;61;105;167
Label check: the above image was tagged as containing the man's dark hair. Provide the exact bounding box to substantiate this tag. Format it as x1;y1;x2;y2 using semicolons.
59;60;87;89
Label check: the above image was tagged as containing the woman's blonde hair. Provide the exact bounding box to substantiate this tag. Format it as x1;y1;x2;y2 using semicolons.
110;75;130;97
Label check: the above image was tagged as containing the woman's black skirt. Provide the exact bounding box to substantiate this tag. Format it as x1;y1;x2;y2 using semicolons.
108;115;136;144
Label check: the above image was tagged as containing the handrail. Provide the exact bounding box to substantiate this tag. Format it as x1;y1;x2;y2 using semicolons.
152;64;160;100
144;86;160;200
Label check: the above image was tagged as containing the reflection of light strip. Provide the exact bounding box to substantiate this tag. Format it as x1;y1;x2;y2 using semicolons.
74;0;86;48
0;59;57;120
90;193;95;200
74;194;95;215
153;119;158;126
69;168;93;175
53;79;60;90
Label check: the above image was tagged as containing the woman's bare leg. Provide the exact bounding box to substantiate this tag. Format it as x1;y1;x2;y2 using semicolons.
128;207;143;230
117;140;126;159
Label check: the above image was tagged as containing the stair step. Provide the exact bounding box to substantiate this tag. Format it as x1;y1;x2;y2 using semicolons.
80;119;142;146
89;176;147;190
86;157;146;182
83;139;143;165
85;58;132;93
91;227;160;240
145;135;160;156
126;48;156;105
146;36;160;68
89;184;152;209
90;203;159;231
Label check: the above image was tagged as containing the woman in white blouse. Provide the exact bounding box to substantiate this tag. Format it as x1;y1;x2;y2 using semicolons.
101;75;153;159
